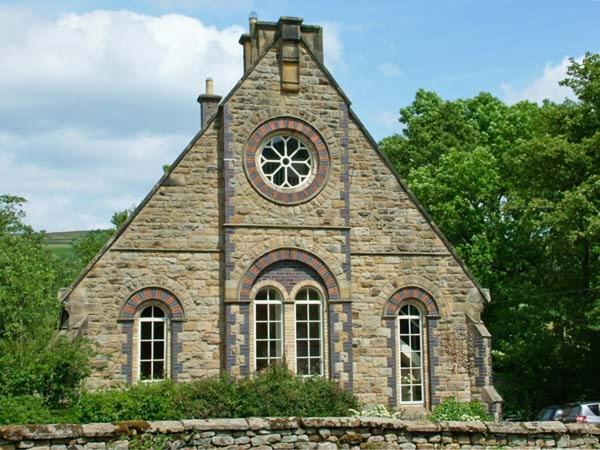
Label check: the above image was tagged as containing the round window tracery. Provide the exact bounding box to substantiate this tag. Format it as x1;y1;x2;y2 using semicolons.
259;135;313;189
244;118;330;205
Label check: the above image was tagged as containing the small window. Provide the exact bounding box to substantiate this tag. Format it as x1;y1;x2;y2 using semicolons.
398;304;424;404
295;287;323;376
258;135;313;189
588;404;600;416
139;305;167;381
254;287;283;370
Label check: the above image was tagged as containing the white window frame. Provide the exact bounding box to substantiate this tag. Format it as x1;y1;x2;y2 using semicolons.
138;304;168;382
258;135;314;189
294;287;324;377
254;287;284;371
397;304;425;404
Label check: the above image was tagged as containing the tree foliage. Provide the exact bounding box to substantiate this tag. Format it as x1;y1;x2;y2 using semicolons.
0;196;91;405
381;53;600;418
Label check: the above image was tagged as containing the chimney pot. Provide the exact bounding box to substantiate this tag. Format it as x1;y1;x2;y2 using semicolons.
197;78;221;129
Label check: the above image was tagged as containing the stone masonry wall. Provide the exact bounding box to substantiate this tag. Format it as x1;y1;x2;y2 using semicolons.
1;418;599;449
64;119;223;389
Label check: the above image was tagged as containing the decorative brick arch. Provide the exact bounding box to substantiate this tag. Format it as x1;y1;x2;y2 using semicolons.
120;287;185;321
383;286;440;318
244;117;330;204
239;248;340;301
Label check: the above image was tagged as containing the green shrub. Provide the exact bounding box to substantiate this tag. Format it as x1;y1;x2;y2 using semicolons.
429;396;492;422
3;365;357;425
0;396;56;425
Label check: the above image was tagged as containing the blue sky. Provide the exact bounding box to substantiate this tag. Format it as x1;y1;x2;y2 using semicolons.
0;0;598;231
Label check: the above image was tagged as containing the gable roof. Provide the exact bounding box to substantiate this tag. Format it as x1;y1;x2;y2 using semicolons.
62;30;489;304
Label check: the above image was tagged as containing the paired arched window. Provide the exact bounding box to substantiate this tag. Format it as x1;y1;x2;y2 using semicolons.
139;305;167;381
398;304;424;404
253;285;324;376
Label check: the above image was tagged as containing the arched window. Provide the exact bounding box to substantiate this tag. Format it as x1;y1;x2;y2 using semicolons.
398;304;424;403
295;287;323;376
139;305;167;381
254;287;283;370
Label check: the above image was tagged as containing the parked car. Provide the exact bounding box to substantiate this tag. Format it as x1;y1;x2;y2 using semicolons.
561;402;600;424
536;405;564;421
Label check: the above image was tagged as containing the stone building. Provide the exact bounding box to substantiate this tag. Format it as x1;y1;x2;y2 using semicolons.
61;15;502;417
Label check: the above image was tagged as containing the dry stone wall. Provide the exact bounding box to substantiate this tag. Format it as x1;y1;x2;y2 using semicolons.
1;418;599;449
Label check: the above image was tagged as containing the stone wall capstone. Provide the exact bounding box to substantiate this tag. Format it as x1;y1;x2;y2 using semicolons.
1;418;599;449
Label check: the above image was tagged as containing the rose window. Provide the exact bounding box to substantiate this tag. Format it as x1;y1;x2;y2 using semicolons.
258;135;313;189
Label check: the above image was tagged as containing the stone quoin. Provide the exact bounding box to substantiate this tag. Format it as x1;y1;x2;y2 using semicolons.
60;14;502;418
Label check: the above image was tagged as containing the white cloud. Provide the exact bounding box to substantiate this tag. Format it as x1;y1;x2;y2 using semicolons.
501;56;579;104
378;62;401;78
0;7;244;231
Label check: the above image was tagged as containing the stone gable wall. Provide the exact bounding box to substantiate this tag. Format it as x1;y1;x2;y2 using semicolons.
1;419;599;449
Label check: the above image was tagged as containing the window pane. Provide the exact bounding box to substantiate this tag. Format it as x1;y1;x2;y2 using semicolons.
153;341;164;360
310;358;322;375
413;386;422;402
269;322;281;339
399;319;409;334
270;339;282;358
412;368;422;384
141;307;153;318
310;340;321;357
141;341;152;359
296;322;308;339
256;304;268;321
309;322;320;339
309;304;320;320
153;361;164;379
256;340;268;358
256;322;268;339
297;340;308;357
140;361;152;379
296;304;308;321
411;336;421;351
297;358;309;375
401;386;411;402
410;319;420;333
141;322;152;340
256;358;268;370
410;351;422;368
153;322;165;339
269;304;281;319
153;307;165;318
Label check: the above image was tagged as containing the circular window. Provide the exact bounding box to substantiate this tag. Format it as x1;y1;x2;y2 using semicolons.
245;118;330;205
259;135;314;189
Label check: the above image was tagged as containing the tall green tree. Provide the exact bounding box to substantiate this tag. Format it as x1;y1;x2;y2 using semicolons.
380;54;600;418
0;196;91;404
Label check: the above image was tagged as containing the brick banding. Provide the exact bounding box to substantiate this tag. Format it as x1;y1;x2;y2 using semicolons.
383;286;440;317
239;248;340;301
120;287;185;321
244;117;330;205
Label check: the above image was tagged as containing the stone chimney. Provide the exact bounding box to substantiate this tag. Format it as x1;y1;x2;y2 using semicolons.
239;14;324;92
197;78;221;129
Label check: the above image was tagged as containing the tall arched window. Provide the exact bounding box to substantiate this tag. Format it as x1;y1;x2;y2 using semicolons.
254;287;283;370
139;305;167;381
295;287;323;376
398;304;424;403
